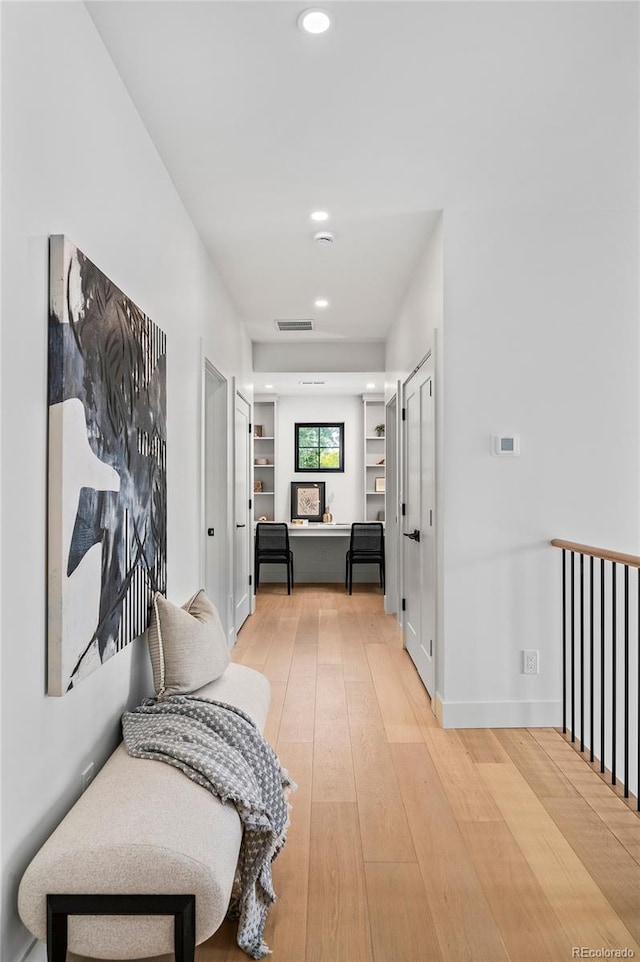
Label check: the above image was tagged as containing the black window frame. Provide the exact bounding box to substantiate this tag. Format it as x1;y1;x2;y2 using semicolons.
294;421;345;473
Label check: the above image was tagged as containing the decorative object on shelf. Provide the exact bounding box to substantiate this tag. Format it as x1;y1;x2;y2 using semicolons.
47;235;167;696
253;480;263;493
375;477;386;493
377;510;385;521
322;490;335;524
258;515;268;522
364;395;386;522
291;481;325;522
253;397;277;526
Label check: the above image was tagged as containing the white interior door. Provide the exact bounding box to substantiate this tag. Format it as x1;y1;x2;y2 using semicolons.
203;360;230;639
402;355;436;696
234;391;251;631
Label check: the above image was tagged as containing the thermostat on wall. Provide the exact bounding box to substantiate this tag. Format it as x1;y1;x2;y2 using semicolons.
491;434;520;456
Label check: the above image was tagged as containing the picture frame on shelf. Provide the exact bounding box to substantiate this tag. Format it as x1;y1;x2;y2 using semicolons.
253;424;263;437
290;481;325;522
374;477;385;493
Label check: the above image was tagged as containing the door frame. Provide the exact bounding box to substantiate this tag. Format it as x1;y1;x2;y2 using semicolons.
401;350;437;695
200;353;233;645
384;386;401;619
233;385;252;633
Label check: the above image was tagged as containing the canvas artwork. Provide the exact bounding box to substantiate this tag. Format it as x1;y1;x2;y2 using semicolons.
48;236;167;695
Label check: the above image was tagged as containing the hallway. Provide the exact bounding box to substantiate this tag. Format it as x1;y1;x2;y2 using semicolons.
199;585;640;962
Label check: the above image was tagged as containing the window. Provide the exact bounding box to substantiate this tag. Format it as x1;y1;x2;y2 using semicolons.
295;422;344;472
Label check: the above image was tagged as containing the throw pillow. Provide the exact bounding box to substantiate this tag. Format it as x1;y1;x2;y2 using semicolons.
147;589;230;698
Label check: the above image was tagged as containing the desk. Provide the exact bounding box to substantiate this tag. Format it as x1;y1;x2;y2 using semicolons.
256;523;379;585
287;523;352;537
284;524;352;583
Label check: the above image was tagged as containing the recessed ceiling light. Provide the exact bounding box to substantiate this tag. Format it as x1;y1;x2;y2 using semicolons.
297;9;331;35
264;384;273;389
366;382;376;389
315;299;329;308
311;210;329;222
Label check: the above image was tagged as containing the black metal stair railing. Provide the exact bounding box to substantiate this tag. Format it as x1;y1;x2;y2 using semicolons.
552;539;640;809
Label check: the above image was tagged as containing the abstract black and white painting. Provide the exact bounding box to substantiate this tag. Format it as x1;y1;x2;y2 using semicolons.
48;236;167;695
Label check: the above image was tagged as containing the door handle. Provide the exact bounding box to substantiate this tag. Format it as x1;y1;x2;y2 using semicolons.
236;523;246;528
207;528;215;537
403;529;421;542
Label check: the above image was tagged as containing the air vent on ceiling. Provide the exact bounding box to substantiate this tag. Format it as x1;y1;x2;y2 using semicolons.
275;319;315;332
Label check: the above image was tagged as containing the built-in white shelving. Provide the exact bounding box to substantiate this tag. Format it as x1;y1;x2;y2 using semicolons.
253;396;277;522
363;394;385;522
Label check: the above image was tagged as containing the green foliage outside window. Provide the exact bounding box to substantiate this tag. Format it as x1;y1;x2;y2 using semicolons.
295;422;344;472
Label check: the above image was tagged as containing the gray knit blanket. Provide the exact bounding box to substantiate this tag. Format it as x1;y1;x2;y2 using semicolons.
121;696;293;960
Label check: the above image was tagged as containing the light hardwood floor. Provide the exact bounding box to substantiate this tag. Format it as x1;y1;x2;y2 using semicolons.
198;584;640;962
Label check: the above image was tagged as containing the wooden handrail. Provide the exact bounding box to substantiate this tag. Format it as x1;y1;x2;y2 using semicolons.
551;539;640;569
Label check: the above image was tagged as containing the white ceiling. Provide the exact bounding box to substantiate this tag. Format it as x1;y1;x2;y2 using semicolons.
87;1;626;356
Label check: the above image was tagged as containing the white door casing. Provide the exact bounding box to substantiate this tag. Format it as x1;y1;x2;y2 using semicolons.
384;391;400;617
234;390;251;632
202;359;231;641
402;355;436;696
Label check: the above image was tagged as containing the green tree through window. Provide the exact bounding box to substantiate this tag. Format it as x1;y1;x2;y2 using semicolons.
295;422;344;472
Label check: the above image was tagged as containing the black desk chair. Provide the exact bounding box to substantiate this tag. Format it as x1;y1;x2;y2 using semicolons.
254;523;294;594
345;522;385;595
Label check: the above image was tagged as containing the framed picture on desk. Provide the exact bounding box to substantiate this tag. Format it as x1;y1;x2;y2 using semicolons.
291;482;325;522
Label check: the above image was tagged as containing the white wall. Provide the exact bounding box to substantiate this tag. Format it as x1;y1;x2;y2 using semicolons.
253;395;366;584
0;5;250;960
385;220;445;641
385;217;443;383
391;206;639;728
274;395;363;525
380;1;640;728
254;341;385;373
438;208;639;727
255;394;386;584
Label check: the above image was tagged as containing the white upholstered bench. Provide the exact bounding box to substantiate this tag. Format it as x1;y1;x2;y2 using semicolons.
18;591;272;962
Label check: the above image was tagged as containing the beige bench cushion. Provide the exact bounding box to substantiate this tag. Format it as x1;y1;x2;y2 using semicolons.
18;663;271;960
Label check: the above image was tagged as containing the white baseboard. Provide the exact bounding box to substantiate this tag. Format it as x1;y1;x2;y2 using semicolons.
436;698;562;729
21;940;46;962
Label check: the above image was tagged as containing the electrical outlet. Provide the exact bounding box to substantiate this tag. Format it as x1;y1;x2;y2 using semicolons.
522;650;539;675
81;762;95;792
